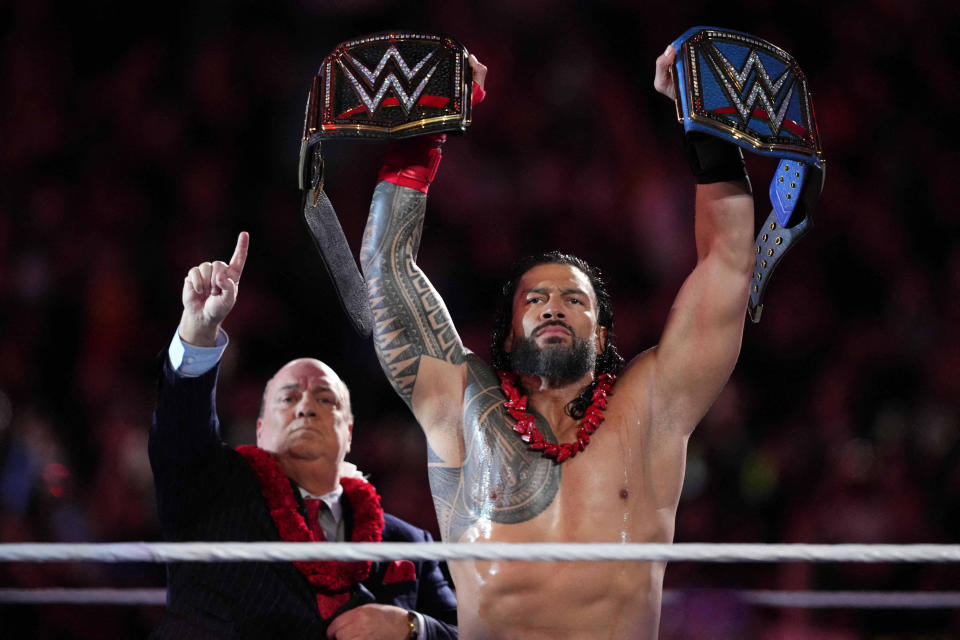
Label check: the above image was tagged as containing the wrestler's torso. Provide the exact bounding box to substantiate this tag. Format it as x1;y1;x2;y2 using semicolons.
426;353;687;639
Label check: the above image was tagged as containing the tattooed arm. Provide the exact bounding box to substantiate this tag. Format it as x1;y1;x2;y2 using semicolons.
359;178;565;542
359;178;469;423
361;177;479;490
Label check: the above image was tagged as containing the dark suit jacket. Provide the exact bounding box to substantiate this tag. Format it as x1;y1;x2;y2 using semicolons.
149;359;457;639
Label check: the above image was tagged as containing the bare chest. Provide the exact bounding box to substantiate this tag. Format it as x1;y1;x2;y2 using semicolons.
458;397;666;543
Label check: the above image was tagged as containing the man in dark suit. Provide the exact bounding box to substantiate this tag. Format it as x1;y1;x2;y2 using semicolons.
149;231;457;639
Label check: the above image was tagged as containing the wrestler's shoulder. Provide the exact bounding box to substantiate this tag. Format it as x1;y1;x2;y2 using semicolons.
462;350;500;386
609;347;657;404
621;346;657;379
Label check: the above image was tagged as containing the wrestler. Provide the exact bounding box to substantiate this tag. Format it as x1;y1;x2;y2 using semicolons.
358;46;754;639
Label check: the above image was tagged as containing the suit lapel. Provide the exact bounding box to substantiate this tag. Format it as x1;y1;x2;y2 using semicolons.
242;468;319;610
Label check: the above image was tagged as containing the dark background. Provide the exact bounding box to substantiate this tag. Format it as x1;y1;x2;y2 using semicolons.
1;0;958;637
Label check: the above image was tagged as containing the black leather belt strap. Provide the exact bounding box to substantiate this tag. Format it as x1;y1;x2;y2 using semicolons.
302;189;373;338
301;145;373;338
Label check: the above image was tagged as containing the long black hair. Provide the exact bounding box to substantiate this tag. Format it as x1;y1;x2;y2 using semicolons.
491;251;624;418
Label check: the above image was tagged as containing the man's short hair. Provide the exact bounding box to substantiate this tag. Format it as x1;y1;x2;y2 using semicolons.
490;251;624;418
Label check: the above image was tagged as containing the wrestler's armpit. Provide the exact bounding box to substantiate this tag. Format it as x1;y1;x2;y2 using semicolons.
360;182;465;403
427;443;473;542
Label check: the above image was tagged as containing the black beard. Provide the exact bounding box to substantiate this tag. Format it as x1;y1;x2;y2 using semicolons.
509;333;596;386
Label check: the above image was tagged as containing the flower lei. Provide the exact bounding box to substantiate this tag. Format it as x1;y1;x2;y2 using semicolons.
497;371;616;463
236;445;384;619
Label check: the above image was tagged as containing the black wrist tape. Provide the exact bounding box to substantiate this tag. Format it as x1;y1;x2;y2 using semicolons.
684;132;749;184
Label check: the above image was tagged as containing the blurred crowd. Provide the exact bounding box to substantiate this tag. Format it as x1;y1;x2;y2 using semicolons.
1;0;957;637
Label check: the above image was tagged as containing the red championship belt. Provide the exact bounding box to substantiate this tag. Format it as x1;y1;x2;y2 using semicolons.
297;33;472;338
307;33;471;139
299;32;472;191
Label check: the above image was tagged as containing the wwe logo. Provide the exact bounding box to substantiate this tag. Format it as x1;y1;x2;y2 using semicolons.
339;45;440;115
704;43;795;135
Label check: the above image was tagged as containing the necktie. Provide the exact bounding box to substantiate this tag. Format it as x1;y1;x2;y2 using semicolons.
304;498;327;541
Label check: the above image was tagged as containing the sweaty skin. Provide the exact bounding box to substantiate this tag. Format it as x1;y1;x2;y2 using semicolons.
359;49;755;639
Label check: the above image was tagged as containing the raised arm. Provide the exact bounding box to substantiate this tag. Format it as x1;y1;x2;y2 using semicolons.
359;160;466;406
359;57;488;434
638;46;755;436
151;232;249;463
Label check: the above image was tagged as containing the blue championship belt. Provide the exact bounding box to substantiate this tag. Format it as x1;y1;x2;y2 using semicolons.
297;33;472;338
671;27;825;322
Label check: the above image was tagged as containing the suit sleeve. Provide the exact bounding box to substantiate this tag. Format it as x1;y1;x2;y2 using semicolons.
414;528;458;640
149;354;230;538
149;355;223;466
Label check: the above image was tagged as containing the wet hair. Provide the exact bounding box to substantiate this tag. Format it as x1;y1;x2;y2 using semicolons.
491;251;624;418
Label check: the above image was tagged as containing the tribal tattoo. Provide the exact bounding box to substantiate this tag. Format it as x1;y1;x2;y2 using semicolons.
430;358;562;541
360;182;465;402
361;182;561;541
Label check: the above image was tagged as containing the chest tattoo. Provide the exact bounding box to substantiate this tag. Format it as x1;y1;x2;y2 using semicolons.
428;359;561;541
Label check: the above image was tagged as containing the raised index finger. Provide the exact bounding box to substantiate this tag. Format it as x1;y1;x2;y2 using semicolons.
227;231;250;279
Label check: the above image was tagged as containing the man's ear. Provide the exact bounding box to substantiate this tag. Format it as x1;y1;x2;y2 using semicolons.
346;424;353;453
596;326;608;354
504;329;514;353
255;419;263;445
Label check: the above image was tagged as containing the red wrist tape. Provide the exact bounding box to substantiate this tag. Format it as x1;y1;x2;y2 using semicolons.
376;81;482;193
472;81;486;106
377;134;447;193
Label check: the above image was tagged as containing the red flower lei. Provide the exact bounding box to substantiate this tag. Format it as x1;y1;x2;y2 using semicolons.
236;445;384;619
497;371;615;463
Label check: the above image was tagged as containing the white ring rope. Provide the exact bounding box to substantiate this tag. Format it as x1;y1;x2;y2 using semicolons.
737;590;960;609
1;542;959;564
0;589;167;605
3;588;960;609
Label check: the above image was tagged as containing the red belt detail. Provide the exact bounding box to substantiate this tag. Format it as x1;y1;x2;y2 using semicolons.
337;95;450;119
710;107;808;137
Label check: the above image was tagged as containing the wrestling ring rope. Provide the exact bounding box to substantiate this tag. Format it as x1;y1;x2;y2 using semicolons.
4;588;960;609
2;541;960;563
2;542;959;610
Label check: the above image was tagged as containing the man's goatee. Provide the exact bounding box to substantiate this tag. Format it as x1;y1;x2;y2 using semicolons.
510;333;596;385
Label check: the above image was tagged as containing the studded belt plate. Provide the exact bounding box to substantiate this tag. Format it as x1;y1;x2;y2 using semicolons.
308;33;470;139
297;33;471;337
299;32;472;189
671;26;825;322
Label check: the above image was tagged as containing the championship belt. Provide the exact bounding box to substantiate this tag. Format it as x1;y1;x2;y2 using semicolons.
671;27;825;322
298;33;473;337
